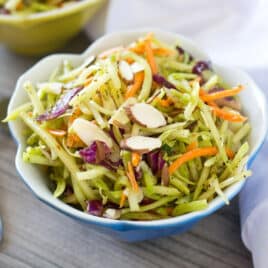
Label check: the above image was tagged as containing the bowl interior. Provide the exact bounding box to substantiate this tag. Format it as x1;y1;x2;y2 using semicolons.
7;29;268;229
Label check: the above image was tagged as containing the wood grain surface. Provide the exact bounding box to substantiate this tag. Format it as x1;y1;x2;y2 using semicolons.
0;32;253;268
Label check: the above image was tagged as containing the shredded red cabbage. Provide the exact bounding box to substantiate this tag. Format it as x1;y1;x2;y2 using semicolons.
79;141;110;164
87;200;103;216
79;141;121;170
134;165;143;180
153;74;176;89
146;150;166;177
176;46;193;61
192;61;211;75
37;86;83;121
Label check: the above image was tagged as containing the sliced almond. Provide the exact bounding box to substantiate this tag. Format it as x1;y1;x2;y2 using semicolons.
103;208;121;219
108;97;137;126
119;60;134;82
121;136;162;153
127;103;166;128
72;118;113;148
130;62;144;73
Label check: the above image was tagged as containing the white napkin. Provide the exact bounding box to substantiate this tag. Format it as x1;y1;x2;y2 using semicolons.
87;0;268;68
86;1;268;267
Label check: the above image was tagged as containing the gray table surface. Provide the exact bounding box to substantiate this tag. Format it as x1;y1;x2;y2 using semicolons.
0;32;255;268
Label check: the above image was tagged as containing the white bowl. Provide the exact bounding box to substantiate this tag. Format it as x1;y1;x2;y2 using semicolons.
7;29;268;241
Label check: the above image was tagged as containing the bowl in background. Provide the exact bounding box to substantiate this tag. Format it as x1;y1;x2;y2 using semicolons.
0;0;107;56
7;29;268;241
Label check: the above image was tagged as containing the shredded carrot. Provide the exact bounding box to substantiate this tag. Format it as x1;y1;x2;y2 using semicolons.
199;89;206;96
68;108;81;126
66;133;85;148
48;129;66;137
129;44;145;54
119;192;127;208
186;141;198;152
98;46;124;59
84;77;93;87
127;162;139;192
144;39;158;74
155;97;173;107
153;47;176;56
226;148;235;159
200;85;244;102
125;71;144;99
131;152;141;167
130;45;175;57
209;102;247;122
125;57;135;64
169;147;218;175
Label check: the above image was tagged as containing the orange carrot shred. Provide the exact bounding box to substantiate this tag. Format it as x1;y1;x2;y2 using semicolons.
125;57;135;64
186;141;198;152
226;148;235;159
200;85;244;102
132;152;141;167
66;133;85;148
168;147;218;175
84;77;93;87
155;97;173;107
119;192;127;208
68;108;81;126
210;104;247;122
144;39;158;74
125;71;144;99
153;48;176;56
129;44;145;54
127;162;139;192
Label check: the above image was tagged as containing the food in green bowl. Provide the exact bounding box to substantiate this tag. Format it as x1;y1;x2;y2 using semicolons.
0;0;78;15
0;0;106;55
4;33;251;221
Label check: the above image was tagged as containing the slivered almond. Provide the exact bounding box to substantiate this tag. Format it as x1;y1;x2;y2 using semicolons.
127;103;166;128
130;62;144;73
121;136;162;153
119;60;134;82
72;118;113;148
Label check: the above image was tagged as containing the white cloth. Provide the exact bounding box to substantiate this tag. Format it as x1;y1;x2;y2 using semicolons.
88;0;268;67
86;1;268;267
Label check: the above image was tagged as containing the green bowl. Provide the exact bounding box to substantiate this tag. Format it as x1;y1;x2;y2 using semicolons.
0;0;106;55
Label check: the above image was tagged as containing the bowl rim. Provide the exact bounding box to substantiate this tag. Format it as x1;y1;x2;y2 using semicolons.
7;28;268;230
0;0;105;24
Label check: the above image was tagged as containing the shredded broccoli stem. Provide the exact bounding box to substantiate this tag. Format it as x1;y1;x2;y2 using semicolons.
20;113;96;209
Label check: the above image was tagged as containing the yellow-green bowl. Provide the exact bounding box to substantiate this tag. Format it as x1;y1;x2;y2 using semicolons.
0;0;106;56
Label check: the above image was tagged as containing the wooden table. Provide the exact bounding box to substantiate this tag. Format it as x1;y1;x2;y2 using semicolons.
0;32;253;268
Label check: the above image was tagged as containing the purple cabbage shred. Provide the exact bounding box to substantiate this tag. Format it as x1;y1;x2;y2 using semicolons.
192;61;211;75
37;86;83;121
79;141;121;170
87;200;103;216
153;74;176;89
146;150;166;177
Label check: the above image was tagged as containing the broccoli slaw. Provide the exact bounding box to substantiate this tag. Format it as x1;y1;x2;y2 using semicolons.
4;33;252;221
0;0;77;15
